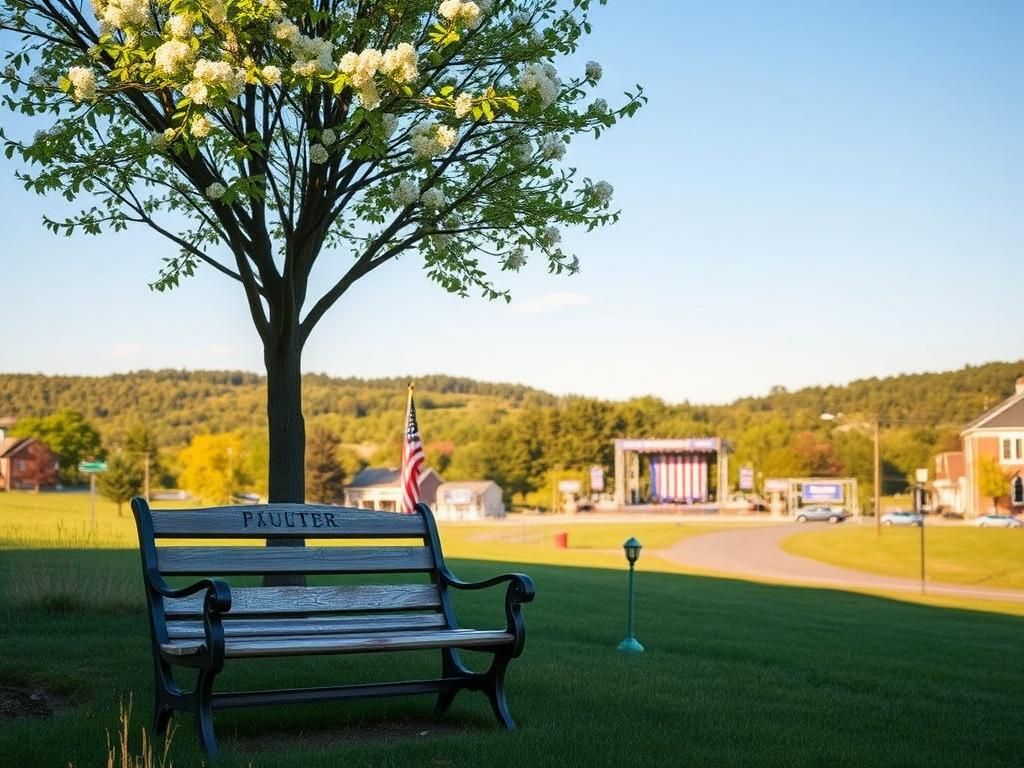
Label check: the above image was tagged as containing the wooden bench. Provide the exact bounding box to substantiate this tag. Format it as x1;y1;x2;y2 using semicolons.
131;497;535;756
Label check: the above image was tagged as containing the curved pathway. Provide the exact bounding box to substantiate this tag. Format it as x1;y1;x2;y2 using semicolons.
660;524;1024;604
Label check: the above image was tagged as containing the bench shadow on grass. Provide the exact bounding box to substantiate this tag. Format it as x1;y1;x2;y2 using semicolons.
2;546;1024;767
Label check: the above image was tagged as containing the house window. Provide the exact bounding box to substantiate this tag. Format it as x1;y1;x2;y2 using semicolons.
1013;477;1024;506
1000;435;1024;464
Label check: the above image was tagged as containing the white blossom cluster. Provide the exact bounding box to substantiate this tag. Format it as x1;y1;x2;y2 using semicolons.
421;187;446;210
589;98;608;115
261;65;282;86
589;180;613;207
519;62;560;108
166;14;193;38
91;0;149;32
309;143;329;163
67;66;96;102
321;128;336;145
454;92;473;119
190;115;212;138
438;0;481;29
338;44;418;111
182;59;246;104
381;113;398;138
154;40;194;75
206;182;226;199
585;61;602;82
504;248;526;270
539;226;560;247
540;134;565;160
410;121;457;159
395;178;420;206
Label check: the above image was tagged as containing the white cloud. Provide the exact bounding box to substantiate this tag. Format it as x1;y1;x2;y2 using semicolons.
514;291;591;315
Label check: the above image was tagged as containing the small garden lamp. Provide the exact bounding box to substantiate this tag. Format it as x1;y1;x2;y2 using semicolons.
617;537;644;653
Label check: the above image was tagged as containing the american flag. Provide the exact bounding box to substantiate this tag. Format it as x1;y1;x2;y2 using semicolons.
400;387;425;514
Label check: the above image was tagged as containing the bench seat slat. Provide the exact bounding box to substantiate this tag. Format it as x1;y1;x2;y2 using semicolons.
150;505;427;538
165;614;447;639
157;545;434;575
164;585;442;618
160;629;514;658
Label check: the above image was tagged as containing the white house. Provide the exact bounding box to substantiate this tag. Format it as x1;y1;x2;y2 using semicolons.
342;467;442;512
434;480;506;521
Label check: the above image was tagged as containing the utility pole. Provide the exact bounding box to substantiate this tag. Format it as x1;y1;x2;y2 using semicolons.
873;418;881;537
144;454;151;503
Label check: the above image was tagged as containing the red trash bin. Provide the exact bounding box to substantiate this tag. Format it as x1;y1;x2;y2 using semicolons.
554;531;568;549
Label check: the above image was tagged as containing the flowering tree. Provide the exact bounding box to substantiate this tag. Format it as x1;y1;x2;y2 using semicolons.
0;0;643;505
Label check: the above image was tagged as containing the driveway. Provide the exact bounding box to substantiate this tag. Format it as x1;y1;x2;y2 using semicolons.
660;524;1024;603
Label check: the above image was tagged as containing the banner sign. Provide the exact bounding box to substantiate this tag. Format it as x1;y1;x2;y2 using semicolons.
589;466;605;492
764;478;789;493
444;489;474;504
617;438;721;453
739;467;755;491
801;482;843;502
558;480;582;494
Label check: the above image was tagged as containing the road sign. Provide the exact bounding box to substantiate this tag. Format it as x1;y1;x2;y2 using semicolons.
589;466;605;492
558;480;582;494
801;482;843;502
78;460;108;473
739;467;755;491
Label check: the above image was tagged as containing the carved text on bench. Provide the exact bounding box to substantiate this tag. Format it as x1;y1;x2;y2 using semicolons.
242;510;341;529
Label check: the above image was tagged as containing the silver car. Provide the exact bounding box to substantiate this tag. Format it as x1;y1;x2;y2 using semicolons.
795;506;849;523
881;510;923;527
973;514;1023;528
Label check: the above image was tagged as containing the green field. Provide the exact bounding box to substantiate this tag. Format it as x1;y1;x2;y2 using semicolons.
783;526;1024;590
2;492;1023;766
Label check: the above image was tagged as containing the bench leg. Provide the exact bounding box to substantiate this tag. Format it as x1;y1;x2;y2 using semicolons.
193;669;219;757
152;658;180;737
435;647;469;717
484;653;516;731
154;697;173;737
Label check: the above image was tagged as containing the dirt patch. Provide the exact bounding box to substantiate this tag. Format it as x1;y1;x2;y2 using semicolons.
0;685;66;721
232;716;477;752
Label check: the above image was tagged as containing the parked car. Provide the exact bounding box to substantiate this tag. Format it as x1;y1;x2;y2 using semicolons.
795;506;849;523
973;514;1023;528
881;510;923;527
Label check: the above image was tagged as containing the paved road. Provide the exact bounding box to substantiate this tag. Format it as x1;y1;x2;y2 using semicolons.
660;524;1024;604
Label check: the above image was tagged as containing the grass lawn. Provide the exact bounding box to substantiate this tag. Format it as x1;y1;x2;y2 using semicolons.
782;526;1024;590
2;492;1023;766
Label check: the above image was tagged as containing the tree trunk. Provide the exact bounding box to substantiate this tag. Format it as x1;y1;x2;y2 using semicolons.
263;332;306;586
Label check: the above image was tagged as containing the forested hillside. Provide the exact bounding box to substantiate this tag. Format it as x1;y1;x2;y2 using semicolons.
1;361;1020;505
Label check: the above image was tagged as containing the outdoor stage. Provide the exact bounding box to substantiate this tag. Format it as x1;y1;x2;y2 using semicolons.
613;438;732;509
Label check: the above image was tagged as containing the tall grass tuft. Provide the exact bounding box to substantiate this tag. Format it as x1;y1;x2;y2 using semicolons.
9;552;141;618
106;696;176;768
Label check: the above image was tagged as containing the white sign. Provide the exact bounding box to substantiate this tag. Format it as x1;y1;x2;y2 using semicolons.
558;480;582;494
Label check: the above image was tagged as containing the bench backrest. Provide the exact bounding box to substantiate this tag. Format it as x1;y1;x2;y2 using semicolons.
132;499;454;636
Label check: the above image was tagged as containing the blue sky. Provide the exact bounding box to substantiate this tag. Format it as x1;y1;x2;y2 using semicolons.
1;0;1021;403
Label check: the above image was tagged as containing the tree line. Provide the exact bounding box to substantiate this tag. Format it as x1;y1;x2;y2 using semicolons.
2;361;1020;506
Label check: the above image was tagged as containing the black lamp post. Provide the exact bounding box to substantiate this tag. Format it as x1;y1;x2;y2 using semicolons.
617;537;644;653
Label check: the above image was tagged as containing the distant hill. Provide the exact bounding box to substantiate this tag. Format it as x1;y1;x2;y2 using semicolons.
1;361;1020;499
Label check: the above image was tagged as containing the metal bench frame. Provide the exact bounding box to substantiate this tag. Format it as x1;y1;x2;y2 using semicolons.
131;497;534;756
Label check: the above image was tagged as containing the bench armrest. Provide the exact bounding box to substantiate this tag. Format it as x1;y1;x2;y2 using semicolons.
440;569;535;603
440;568;534;657
147;573;231;671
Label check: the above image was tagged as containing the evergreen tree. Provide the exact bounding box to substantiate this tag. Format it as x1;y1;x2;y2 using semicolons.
305;427;346;504
97;453;144;516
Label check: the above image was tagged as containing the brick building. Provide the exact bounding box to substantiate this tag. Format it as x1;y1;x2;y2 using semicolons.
958;377;1024;517
0;419;60;491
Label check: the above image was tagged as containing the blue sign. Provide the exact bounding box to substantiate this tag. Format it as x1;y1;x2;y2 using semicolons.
801;482;843;502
